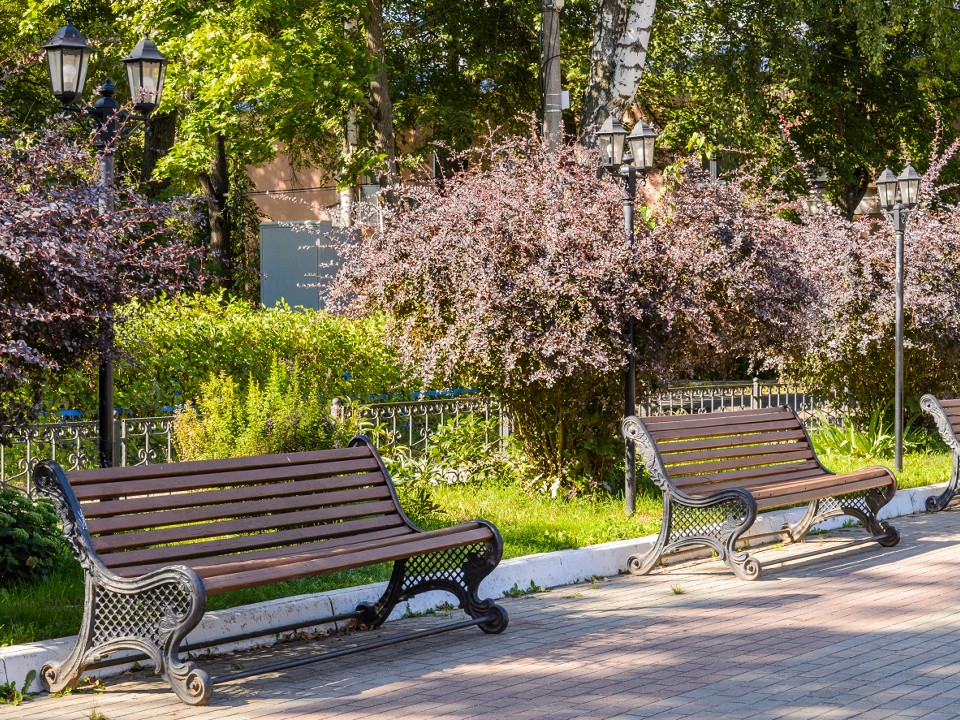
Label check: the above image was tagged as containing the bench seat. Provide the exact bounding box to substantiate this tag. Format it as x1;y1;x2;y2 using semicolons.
623;407;899;579
33;437;508;705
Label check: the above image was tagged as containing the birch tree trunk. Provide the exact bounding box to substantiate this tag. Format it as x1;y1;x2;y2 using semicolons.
579;0;657;143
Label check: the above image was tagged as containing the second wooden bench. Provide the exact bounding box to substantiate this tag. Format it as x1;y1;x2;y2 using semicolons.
622;406;900;580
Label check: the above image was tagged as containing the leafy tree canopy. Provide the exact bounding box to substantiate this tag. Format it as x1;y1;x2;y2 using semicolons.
639;0;960;215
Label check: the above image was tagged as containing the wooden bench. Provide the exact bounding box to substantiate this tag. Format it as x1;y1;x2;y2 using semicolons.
920;395;960;511
32;437;508;705
621;407;900;580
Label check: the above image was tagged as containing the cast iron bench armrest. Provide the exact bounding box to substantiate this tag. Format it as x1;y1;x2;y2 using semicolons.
623;407;899;580
920;394;960;512
33;436;508;705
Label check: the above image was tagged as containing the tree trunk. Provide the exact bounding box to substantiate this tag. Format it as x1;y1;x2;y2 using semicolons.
362;0;399;193
541;0;563;149
142;111;177;189
197;134;232;287
578;0;657;143
340;104;359;227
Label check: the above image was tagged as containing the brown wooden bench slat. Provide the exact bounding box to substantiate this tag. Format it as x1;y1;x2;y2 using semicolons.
670;459;823;488
188;523;489;580
688;467;892;502
678;467;827;497
645;412;799;436
639;407;792;430
68;446;374;484
74;456;382;500
622;407;899;581
99;514;413;569
86;485;394;535
665;449;816;477
204;527;496;594
663;441;813;465
79;471;388;519
647;417;802;441
755;474;896;510
116;526;417;578
92;499;402;553
655;429;810;454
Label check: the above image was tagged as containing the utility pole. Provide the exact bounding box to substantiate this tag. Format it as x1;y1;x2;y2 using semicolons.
541;0;563;148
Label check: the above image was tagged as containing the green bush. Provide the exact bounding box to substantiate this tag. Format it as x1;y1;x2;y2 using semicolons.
33;292;412;416
810;408;945;461
173;360;349;460
0;489;65;588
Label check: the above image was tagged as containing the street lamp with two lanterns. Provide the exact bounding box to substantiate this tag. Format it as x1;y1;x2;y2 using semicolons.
595;115;657;515
42;18;168;468
873;163;921;473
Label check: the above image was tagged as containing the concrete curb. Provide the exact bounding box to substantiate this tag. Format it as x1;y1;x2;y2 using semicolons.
0;481;946;693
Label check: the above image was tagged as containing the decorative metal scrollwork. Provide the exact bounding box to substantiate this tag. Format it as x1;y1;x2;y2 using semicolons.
921;394;960;512
355;521;508;635
32;460;211;705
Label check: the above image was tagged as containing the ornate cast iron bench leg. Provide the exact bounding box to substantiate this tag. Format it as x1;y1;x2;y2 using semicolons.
627;489;760;581
781;488;900;548
356;521;509;634
42;565;211;705
33;460;211;705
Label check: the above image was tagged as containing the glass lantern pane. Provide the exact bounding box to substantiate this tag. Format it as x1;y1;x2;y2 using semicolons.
47;50;63;95
877;182;896;210
642;136;655;170
611;134;625;166
904;179;920;207
126;62;140;102
143;64;159;95
62;48;84;96
77;50;90;97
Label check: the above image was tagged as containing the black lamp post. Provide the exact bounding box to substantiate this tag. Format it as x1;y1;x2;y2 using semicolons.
874;163;921;473
43;21;167;468
596;115;657;515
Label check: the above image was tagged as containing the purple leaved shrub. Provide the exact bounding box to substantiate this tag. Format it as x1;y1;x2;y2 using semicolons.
333;133;808;488
0;115;201;429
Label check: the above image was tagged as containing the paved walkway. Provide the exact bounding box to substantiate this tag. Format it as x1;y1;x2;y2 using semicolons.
7;510;960;720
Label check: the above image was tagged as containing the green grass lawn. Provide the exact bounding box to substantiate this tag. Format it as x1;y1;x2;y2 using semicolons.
0;451;950;647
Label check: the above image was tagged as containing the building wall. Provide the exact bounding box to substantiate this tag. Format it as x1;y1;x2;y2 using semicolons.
246;150;339;222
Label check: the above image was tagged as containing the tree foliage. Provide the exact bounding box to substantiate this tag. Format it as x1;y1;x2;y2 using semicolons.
639;0;960;215
779;130;960;412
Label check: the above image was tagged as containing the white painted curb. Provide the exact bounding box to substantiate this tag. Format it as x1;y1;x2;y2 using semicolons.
0;482;947;693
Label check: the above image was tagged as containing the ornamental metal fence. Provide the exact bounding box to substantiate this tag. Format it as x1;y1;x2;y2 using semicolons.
331;396;512;458
637;378;847;426
1;416;176;495
2;380;842;495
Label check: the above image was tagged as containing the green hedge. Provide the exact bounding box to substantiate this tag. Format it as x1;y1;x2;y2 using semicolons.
37;292;411;415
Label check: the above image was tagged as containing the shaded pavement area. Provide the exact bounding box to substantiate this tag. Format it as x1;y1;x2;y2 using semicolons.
6;509;960;720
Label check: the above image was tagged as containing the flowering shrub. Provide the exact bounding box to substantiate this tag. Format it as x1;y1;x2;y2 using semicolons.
334;132;808;486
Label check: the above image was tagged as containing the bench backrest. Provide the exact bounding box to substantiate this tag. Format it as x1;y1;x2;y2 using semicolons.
638;407;825;495
64;441;414;574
